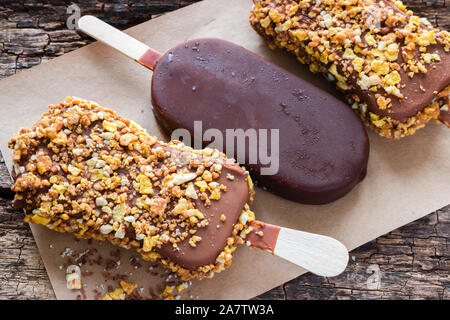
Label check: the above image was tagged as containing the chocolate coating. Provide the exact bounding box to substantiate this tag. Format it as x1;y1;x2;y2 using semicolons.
439;109;450;127
158;163;249;269
246;221;281;254
364;47;449;120
151;38;369;204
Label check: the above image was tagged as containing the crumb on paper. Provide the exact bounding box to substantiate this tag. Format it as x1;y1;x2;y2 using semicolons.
102;281;137;300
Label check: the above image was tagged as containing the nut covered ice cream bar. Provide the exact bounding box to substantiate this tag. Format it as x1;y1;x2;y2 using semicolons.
250;0;450;139
9;97;254;281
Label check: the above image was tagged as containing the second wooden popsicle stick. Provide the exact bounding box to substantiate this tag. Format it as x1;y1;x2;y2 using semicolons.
77;15;161;70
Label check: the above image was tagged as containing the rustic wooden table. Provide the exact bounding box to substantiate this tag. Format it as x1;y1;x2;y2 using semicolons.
0;0;449;300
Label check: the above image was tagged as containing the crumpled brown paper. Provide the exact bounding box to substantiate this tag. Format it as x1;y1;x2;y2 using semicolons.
0;0;448;299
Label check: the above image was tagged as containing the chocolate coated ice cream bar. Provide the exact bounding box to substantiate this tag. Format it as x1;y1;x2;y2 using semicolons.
152;38;369;204
250;0;450;139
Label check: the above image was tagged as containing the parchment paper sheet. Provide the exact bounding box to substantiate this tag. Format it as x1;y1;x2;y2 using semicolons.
0;0;448;299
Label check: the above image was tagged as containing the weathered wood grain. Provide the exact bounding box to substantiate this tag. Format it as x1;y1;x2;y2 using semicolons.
255;206;450;300
0;0;449;300
0;198;55;300
0;153;12;194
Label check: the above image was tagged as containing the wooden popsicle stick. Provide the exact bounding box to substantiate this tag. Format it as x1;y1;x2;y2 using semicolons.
77;15;161;70
247;221;349;277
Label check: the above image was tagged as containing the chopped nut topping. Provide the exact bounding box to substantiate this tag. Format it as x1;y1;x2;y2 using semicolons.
250;0;450;138
189;235;202;247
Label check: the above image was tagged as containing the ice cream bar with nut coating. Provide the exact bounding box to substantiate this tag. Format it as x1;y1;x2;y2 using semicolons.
8;97;255;281
250;0;450;139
